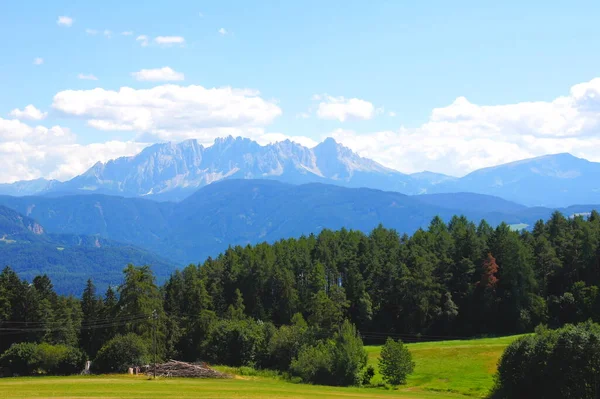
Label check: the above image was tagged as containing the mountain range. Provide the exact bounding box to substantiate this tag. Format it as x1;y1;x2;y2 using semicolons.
0;205;177;295
2;136;599;207
2;178;599;294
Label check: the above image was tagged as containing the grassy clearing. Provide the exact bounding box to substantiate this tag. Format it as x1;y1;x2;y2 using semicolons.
0;335;521;399
367;335;522;397
0;375;466;399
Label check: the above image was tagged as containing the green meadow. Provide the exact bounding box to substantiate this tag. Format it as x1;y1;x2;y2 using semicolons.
0;335;521;399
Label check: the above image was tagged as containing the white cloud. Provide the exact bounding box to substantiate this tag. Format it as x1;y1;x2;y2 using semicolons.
121;31;133;36
0;117;144;183
0;118;73;144
9;105;47;121
33;57;44;65
131;67;184;82
218;28;227;35
77;73;98;81
327;77;600;176
52;84;282;141
103;30;112;38
136;35;149;46
388;111;396;117
315;95;376;122
85;29;98;35
57;16;73;27
154;36;185;45
296;112;310;119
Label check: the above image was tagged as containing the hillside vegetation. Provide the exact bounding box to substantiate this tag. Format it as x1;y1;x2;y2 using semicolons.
1;210;599;394
0;336;518;399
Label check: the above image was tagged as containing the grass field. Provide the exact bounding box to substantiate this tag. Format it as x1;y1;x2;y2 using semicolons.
0;335;521;399
367;335;521;397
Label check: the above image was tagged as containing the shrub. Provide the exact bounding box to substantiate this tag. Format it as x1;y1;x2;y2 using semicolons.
55;346;86;375
378;337;415;386
36;343;86;375
92;333;150;373
290;340;335;385
491;322;600;399
200;318;267;367
361;365;375;386
0;342;39;376
290;320;367;386
267;314;309;370
0;342;85;376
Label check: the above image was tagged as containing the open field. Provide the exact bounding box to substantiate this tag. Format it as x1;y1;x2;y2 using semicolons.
367;335;522;397
0;336;521;399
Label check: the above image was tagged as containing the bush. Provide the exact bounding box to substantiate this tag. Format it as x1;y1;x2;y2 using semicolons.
491;322;600;399
200;318;268;367
361;365;375;386
55;346;87;375
0;342;38;376
36;343;86;375
92;333;150;373
0;342;85;376
290;340;336;385
378;337;414;386
290;320;367;386
267;314;308;370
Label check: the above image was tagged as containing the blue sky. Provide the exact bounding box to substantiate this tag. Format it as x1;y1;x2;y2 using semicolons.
1;0;600;182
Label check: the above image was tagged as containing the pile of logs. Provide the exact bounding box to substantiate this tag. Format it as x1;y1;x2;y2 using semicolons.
146;360;231;379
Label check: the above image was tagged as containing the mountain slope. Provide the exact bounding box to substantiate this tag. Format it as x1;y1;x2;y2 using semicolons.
433;153;600;207
3;136;600;207
52;136;412;201
0;178;59;197
0;180;559;265
0;205;177;295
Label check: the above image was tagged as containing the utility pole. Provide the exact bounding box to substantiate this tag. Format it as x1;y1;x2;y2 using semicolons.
152;309;157;379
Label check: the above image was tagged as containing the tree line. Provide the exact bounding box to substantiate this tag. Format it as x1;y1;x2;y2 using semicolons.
1;211;600;384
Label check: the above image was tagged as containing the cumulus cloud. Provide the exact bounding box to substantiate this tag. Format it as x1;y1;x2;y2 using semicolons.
327;77;600;176
85;29;98;35
121;31;133;36
57;16;73;27
103;30;112;38
136;35;149;46
51;84;282;141
0;117;144;183
9;105;47;121
218;28;227;35
0;118;74;144
315;95;376;122
131;67;184;82
154;36;185;45
33;57;44;65
77;73;98;81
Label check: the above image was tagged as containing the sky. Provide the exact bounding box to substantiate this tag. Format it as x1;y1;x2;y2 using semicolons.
2;0;600;183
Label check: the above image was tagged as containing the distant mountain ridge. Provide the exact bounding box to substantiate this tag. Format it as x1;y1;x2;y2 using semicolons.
1;136;600;206
430;152;600;206
0;205;177;295
1;179;599;294
47;136;413;201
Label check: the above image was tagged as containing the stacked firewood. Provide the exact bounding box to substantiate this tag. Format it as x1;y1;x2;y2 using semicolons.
146;360;231;378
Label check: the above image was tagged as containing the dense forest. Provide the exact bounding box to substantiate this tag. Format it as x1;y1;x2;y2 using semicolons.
1;211;600;383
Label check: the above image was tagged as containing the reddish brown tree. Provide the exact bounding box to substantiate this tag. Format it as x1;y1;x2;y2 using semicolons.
479;253;499;290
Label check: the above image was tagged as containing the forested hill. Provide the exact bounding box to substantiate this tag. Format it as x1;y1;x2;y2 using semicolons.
0;205;177;294
179;211;600;337
1;210;600;366
2;179;599;269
